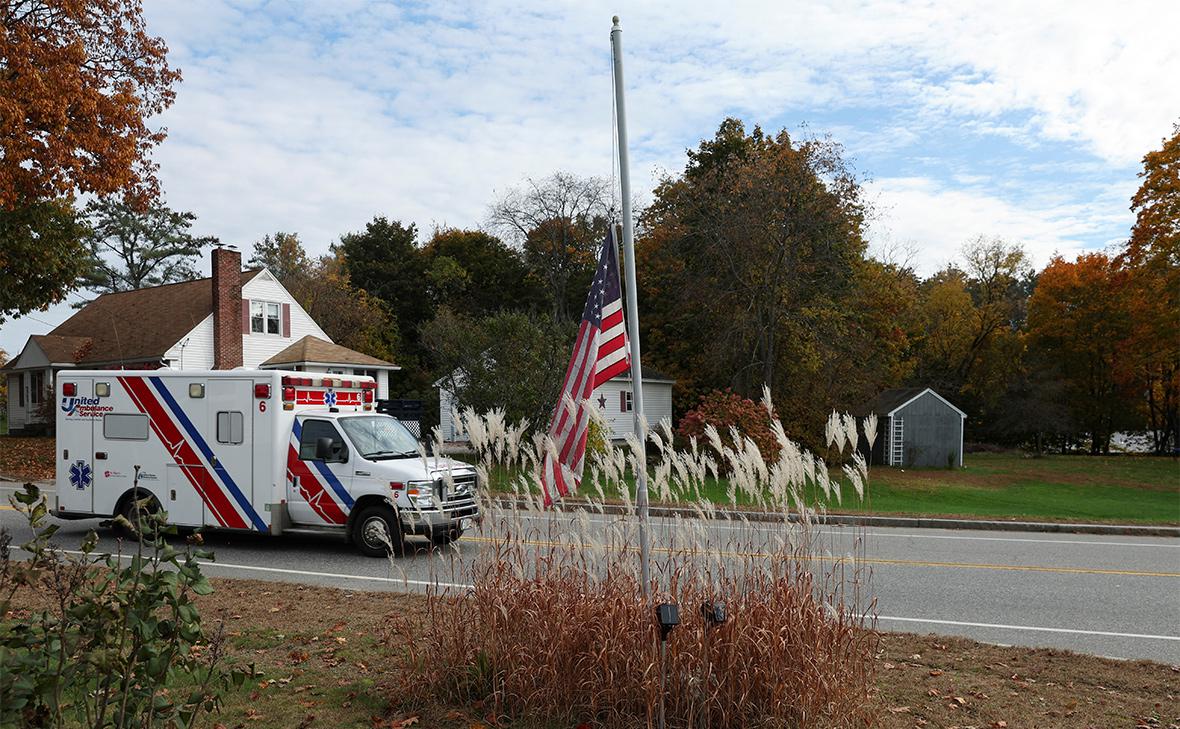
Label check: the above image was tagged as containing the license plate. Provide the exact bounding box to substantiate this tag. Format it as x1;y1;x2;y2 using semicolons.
460;518;473;530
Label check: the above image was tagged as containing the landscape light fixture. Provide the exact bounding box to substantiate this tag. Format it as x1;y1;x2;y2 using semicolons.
656;602;680;641
701;601;727;628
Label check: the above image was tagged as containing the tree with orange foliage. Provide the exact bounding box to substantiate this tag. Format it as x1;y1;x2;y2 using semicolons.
1027;253;1139;454
1121;123;1179;453
0;0;180;320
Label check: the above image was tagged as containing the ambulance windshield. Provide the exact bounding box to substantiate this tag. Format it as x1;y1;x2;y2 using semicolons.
338;416;420;460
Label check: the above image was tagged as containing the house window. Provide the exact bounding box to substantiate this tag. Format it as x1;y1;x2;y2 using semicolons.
250;301;281;335
29;371;44;404
12;374;23;407
354;368;378;382
620;390;633;413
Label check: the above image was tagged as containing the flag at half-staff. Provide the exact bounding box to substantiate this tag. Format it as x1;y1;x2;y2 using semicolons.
541;227;630;505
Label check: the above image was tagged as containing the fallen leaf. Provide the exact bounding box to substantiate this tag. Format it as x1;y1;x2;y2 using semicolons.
992;722;1008;728
929;669;944;677
886;706;911;714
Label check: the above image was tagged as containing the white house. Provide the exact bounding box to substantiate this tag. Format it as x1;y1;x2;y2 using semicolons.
3;248;398;433
439;369;675;442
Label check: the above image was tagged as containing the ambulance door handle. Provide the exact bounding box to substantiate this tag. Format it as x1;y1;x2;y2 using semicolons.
355;470;370;476
170;490;177;501
63;449;69;459
95;452;108;460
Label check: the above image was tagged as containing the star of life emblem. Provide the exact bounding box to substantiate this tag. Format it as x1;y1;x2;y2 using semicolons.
69;460;92;490
324;389;337;406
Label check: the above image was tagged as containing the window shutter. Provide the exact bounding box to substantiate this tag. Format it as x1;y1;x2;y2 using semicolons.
620;390;626;411
282;303;291;337
241;299;250;333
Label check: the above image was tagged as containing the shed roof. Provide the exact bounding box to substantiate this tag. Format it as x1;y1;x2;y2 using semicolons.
853;387;966;418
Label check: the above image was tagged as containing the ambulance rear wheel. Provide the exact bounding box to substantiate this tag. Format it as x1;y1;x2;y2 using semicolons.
116;492;161;541
353;505;405;558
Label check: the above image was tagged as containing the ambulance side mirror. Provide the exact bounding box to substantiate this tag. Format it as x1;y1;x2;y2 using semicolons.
314;437;334;461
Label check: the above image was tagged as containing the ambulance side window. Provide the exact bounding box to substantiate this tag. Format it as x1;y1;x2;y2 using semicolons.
299;420;347;462
103;414;148;440
216;411;244;445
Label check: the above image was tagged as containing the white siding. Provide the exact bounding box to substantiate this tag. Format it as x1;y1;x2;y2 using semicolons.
439;387;462;441
599;379;674;440
6;373;27;430
438;376;674;443
296;364;390;400
241;271;331;368
163;315;214;370
10;340;49;369
5;367;53;431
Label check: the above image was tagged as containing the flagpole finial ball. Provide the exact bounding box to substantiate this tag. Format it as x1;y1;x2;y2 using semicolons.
612;15;620;25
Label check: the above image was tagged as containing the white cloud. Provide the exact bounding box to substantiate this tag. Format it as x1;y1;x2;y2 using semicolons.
867;176;1136;276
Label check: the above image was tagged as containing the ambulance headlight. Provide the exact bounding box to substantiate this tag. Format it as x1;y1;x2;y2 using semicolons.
406;480;436;508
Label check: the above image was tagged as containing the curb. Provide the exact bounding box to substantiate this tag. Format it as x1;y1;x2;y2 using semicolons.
494;498;1180;538
6;478;1175;538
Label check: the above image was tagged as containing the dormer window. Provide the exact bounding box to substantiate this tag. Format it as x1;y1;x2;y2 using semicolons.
250;301;281;335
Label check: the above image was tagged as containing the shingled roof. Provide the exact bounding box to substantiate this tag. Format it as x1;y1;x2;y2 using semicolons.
43;270;262;366
260;335;397;369
851;387;929;417
852;387;966;418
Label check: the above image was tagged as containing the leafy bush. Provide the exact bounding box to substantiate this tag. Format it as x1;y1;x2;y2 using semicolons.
0;481;252;729
676;388;781;463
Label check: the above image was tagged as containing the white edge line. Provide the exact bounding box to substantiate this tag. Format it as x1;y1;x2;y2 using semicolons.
54;549;473;591
877;615;1180;642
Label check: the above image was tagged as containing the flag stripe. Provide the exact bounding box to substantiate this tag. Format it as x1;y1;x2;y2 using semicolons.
541;229;631;506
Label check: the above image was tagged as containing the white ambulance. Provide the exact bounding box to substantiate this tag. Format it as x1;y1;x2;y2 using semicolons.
53;370;480;556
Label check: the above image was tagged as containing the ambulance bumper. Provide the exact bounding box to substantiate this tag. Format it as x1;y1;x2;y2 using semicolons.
399;500;481;534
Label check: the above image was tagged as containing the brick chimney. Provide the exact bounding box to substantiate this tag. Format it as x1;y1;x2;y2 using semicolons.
211;247;243;369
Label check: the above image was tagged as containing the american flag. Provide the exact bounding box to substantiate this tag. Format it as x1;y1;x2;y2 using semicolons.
541;228;630;505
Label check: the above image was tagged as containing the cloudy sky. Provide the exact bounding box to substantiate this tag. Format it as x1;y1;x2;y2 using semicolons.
3;0;1178;356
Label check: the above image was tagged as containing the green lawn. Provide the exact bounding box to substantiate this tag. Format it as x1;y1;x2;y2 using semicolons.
476;452;1180;525
839;453;1179;524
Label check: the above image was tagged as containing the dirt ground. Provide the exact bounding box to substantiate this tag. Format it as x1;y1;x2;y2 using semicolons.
10;577;1169;728
0;436;55;481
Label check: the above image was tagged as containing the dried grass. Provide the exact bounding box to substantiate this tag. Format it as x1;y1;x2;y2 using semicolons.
390;401;879;728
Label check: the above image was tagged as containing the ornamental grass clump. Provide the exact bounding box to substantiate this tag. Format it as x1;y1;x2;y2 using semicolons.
392;391;878;728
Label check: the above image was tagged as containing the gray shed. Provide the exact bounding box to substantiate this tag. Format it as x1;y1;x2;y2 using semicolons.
855;387;966;468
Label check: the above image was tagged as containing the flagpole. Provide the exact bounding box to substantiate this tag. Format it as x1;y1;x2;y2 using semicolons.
610;15;652;603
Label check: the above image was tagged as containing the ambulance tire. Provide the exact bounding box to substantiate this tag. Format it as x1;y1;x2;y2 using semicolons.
115;492;161;541
353;505;406;558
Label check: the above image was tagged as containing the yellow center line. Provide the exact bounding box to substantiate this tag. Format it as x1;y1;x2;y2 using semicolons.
462;535;1180;578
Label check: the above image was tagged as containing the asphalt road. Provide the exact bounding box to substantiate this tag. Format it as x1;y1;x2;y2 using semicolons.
3;483;1178;664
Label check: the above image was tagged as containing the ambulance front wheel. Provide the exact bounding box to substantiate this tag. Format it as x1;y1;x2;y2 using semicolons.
353;505;406;558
